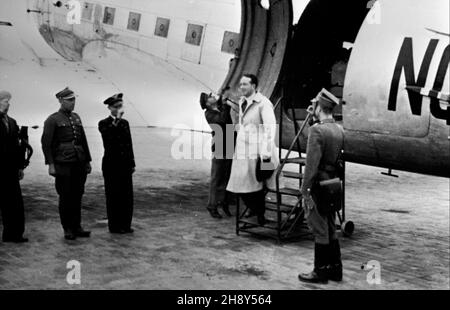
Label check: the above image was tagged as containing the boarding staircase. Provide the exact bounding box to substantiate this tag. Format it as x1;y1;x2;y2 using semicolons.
235;97;353;243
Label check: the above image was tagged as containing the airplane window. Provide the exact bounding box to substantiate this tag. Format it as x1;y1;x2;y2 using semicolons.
127;12;141;32
154;17;170;38
185;24;204;46
221;31;240;54
103;7;115;25
81;2;94;21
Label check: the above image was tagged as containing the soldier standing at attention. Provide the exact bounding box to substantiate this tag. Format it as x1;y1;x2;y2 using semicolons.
298;89;344;284
41;87;92;241
98;93;135;234
0;91;28;243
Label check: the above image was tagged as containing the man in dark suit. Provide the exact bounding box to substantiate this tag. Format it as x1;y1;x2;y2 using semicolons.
0;91;28;243
98;93;135;234
202;93;234;219
298;89;344;284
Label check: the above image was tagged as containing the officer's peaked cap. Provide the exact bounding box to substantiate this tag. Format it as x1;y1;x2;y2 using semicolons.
56;87;75;100
316;88;340;110
104;93;123;106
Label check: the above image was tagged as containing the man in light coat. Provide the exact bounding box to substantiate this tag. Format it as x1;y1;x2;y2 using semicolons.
226;74;279;225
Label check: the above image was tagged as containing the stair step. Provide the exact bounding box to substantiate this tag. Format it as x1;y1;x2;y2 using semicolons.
284;157;306;165
267;187;302;197
282;171;303;179
265;201;299;213
239;217;279;230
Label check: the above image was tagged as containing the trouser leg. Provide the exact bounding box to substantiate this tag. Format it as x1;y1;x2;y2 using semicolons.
240;190;265;216
0;175;25;239
328;212;337;241
104;170;120;231
209;158;233;211
222;159;232;206
55;174;72;231
71;164;87;230
305;204;331;245
216;159;232;206
121;171;134;230
11;179;25;238
207;158;220;211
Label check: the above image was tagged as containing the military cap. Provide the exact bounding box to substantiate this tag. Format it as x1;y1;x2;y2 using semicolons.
312;88;340;110
104;93;123;106
55;87;75;100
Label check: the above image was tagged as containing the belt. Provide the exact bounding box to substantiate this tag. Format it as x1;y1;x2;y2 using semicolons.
59;141;82;146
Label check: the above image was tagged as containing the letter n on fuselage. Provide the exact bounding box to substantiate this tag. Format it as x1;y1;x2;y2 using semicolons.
388;37;439;115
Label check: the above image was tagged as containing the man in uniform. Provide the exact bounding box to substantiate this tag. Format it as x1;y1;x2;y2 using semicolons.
41;87;92;240
202;92;234;219
298;88;344;284
98;93;135;234
0;91;28;243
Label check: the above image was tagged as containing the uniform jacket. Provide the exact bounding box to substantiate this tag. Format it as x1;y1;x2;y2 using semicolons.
0;115;25;173
301;119;344;196
41;109;92;165
226;92;280;193
204;103;234;159
98;116;135;172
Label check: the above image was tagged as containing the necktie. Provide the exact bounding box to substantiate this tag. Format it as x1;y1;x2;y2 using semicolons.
241;100;248;114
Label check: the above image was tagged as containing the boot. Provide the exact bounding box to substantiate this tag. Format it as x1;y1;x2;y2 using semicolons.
64;229;77;240
207;208;222;219
75;227;91;238
327;239;343;281
257;215;266;226
298;243;329;284
220;203;232;217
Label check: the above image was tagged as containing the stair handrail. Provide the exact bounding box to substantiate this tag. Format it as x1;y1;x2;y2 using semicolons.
275;112;312;181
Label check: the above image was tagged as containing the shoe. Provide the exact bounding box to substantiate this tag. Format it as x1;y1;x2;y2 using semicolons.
64;230;77;240
298;268;328;284
244;210;257;218
2;236;29;243
75;228;91;238
207;208;222;219
109;229;126;234
221;204;232;217
298;243;329;284
257;215;266;226
123;228;134;234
